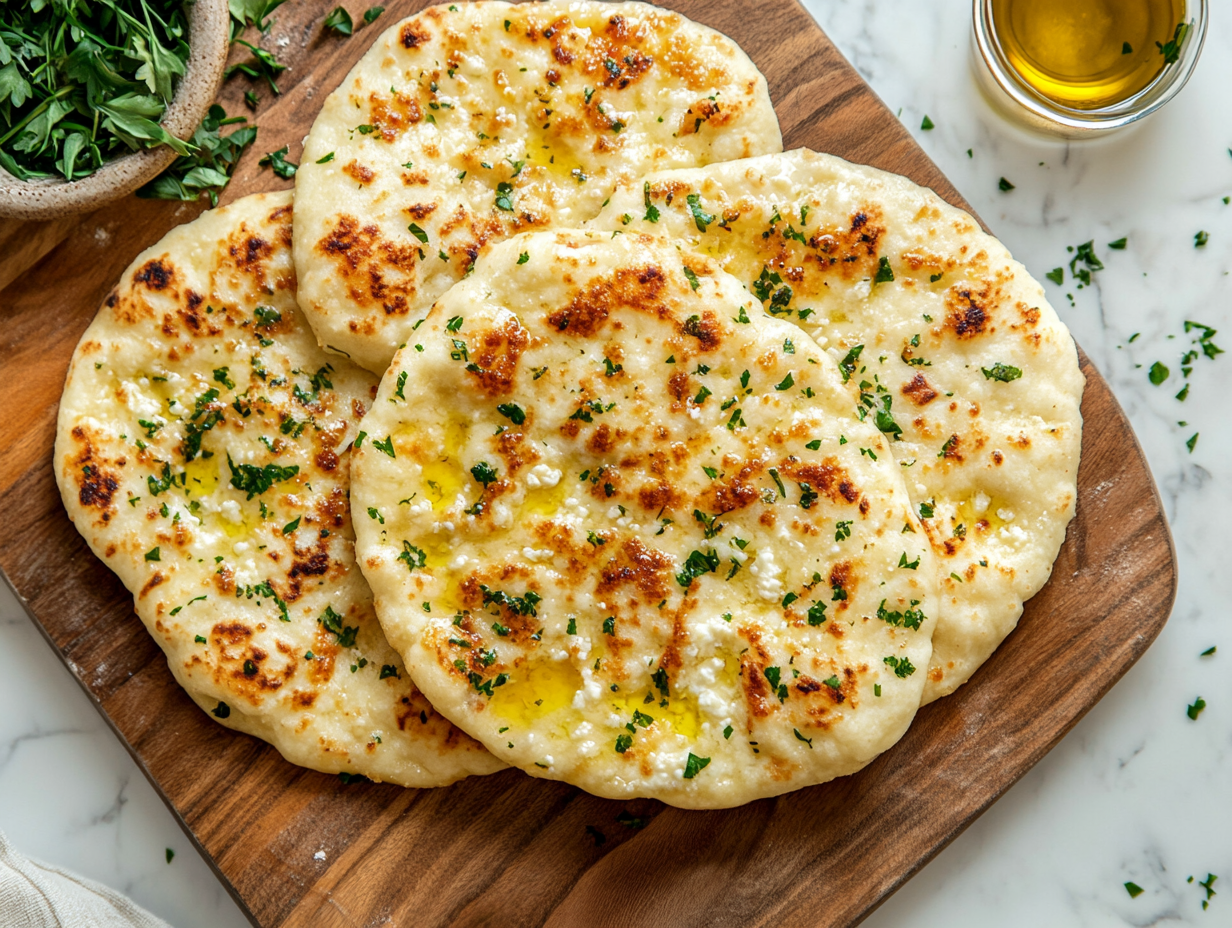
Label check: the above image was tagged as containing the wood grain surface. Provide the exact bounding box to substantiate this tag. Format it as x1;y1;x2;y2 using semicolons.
0;2;1176;926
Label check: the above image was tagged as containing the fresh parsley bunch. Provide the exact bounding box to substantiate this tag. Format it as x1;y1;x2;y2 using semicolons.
0;0;194;182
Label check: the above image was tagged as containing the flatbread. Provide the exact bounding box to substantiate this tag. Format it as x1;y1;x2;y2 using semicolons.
293;0;782;374
54;192;503;787
589;149;1084;701
352;230;938;808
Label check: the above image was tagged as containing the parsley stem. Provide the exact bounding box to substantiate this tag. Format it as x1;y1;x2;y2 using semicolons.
0;84;75;148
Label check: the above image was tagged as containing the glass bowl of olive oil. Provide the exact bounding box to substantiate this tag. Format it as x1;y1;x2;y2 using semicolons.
972;0;1208;137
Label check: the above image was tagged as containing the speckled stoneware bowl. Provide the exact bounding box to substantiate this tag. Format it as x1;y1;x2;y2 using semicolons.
0;0;230;222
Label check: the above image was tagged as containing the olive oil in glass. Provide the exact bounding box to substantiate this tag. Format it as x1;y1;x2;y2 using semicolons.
989;0;1186;109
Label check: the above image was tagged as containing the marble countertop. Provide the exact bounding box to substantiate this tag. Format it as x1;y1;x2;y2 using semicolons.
2;1;1228;925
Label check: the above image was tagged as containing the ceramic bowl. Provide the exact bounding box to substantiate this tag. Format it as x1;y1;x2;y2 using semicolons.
0;0;230;221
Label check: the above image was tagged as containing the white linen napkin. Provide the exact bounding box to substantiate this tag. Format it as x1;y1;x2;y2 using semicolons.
0;830;172;928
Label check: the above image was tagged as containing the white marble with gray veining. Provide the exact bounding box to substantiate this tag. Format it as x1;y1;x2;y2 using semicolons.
1;2;1228;925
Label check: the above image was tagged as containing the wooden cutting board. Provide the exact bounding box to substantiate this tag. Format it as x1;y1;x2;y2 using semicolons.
0;2;1176;926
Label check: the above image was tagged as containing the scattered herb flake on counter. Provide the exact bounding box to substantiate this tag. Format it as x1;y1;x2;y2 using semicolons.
1195;873;1217;909
1148;361;1169;385
998;176;1015;191
1046;267;1064;285
920;115;934;130
1186;696;1206;720
323;6;353;35
1194;230;1210;247
1125;881;1144;898
259;145;297;178
1200;646;1216;656
227;38;287;94
1108;237;1128;250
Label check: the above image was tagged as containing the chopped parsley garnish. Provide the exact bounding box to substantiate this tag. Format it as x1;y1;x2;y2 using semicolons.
408;222;429;243
981;363;1023;382
145;546;161;562
763;666;788;702
873;256;895;283
651;667;670;697
615;734;632;753
480;585;541;616
642;181;660;222
398;541;426;572
282;516;301;534
470;461;498;486
807;601;827;626
898;552;920;570
227;455;298;499
877;598;926;630
320;605;358;648
682;753;710;778
794;728;813;748
686;193;714;232
835;521;852;542
838;344;864;382
682;266;701;291
393;370;407;400
883;655;916;678
212;702;230;719
495;181;514;211
372;435;396;457
676;549;720;588
379;664;400;680
496;402;526;424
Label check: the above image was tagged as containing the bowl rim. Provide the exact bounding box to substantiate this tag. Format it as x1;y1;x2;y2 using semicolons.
0;0;231;222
